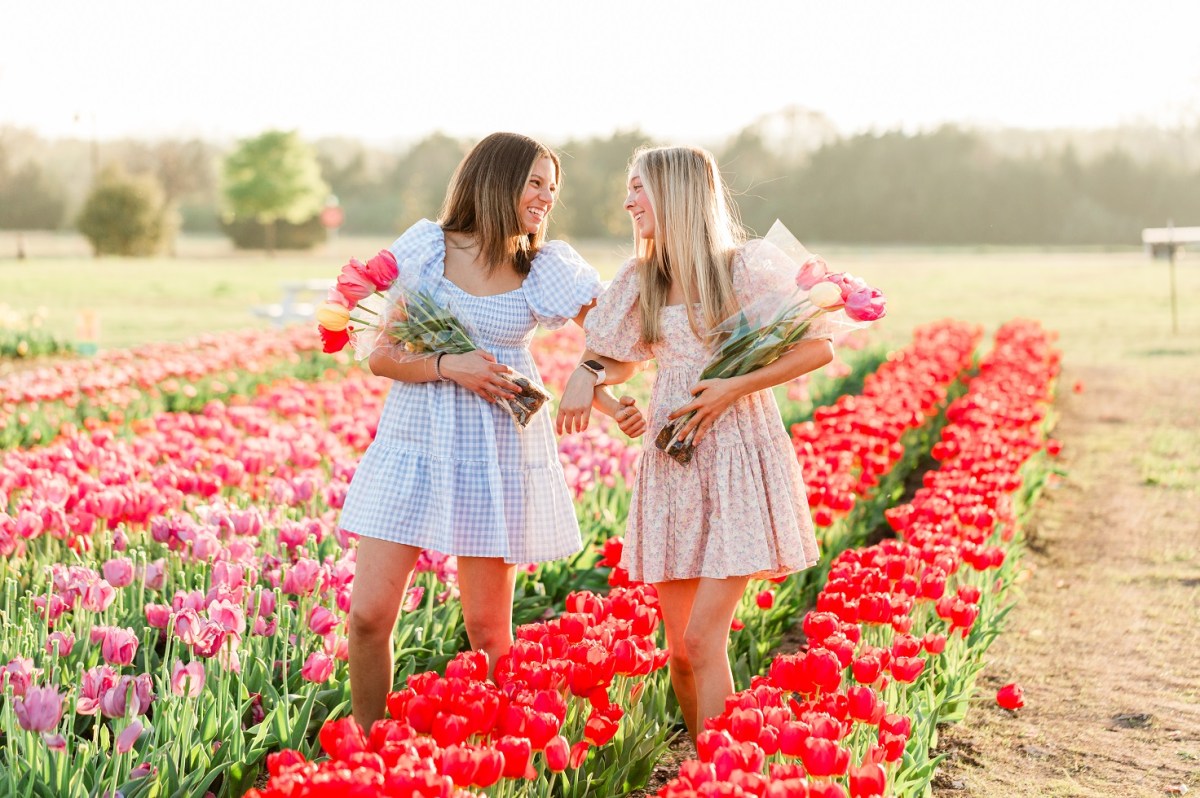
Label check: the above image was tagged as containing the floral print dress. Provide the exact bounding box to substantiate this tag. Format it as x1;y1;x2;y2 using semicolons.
584;244;825;583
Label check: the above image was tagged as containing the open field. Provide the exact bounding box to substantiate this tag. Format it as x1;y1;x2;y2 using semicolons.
2;231;1197;368
2;231;1198;795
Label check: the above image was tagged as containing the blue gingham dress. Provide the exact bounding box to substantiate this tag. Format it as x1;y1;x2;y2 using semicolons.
339;219;602;563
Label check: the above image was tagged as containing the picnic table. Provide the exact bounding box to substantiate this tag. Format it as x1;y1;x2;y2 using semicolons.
252;280;333;327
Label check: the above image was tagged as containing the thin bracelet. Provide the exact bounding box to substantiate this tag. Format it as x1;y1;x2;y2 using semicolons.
433;352;449;382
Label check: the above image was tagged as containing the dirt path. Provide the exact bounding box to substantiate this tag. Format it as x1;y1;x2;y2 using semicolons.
934;361;1200;796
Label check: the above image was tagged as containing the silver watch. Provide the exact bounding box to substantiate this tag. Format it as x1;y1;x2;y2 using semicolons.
579;359;607;386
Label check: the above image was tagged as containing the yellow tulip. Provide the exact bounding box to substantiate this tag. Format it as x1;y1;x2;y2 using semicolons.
315;302;351;331
808;281;844;309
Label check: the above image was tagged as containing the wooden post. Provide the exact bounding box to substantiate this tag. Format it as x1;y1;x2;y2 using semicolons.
1168;242;1179;335
1142;223;1196;336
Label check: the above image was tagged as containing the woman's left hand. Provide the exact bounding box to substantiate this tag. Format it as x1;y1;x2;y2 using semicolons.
668;377;745;445
556;367;598;435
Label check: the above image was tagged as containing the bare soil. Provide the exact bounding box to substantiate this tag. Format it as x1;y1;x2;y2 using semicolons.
933;361;1200;797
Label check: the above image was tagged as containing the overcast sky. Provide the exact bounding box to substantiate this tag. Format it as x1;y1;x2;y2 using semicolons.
2;0;1197;145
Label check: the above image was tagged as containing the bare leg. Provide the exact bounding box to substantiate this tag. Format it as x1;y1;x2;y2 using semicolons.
654;578;701;741
455;556;518;679
684;576;751;734
347;538;422;731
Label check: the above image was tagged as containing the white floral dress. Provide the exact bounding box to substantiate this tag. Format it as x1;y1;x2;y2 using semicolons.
584;244;825;582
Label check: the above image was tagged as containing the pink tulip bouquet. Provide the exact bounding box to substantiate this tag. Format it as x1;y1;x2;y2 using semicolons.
656;221;887;465
315;250;550;428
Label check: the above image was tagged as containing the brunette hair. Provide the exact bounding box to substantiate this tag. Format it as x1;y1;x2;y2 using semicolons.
439;132;561;276
630;145;745;342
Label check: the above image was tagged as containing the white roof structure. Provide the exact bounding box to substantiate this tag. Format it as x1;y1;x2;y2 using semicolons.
1142;226;1200;245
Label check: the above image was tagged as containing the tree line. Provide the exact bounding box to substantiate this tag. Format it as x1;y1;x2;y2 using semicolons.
2;115;1198;255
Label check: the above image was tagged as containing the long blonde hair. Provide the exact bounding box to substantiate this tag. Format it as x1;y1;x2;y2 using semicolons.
440;132;561;276
631;146;745;343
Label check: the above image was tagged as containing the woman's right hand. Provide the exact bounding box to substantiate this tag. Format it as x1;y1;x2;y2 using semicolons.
555;366;599;435
440;351;516;403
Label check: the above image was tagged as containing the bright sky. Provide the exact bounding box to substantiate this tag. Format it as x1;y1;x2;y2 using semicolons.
2;0;1198;145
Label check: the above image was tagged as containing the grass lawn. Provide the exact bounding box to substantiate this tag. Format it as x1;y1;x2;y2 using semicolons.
1;232;1198;381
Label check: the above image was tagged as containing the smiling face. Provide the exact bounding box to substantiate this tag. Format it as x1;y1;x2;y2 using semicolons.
624;168;655;240
517;156;558;235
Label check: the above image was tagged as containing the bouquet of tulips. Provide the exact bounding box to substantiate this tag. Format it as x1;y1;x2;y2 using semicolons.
315;250;550;428
656;221;887;465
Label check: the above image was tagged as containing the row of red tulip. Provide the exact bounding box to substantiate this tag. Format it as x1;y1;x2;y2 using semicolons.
650;319;1061;798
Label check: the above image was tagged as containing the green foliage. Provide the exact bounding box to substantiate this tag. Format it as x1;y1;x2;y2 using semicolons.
0;305;74;359
220;215;327;250
0;152;67;231
221;130;329;250
76;165;168;256
555;129;655;238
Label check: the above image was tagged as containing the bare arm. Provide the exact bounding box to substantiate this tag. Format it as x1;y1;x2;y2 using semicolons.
367;346;517;403
556;345;649;435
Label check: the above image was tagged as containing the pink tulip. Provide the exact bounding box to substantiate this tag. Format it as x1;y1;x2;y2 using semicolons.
207;599;246;639
31;594;69;625
362;249;398;290
210;561;246;591
323;634;349;661
228;508;264;537
402;586;426;613
335;259;376;305
42;733;67;752
116;720;144;754
175;590;209;614
144;604;172;629
100;556;135;588
174;608;208;645
100;674;154;719
171;660;206;698
282;558;322;596
189;622;228;658
3;656;37;697
844;287;887;322
101;628;139;667
253;616;278;637
14;686;65;732
81;580;116;612
76;666;118;716
308;606;339;635
249;588;277;618
795;255;830;290
141;558;167;590
45;631;76;657
300;652;334;684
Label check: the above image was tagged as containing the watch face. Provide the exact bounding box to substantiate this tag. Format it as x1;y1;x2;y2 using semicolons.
583;359;604;371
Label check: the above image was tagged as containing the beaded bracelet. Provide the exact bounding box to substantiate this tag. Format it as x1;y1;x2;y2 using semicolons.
433;352;449;382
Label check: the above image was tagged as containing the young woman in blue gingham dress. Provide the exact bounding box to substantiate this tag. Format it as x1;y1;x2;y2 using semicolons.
342;133;645;731
339;217;599;562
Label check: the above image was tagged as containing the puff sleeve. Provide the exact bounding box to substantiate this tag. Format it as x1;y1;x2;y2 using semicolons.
524;240;603;329
584;258;653;362
386;218;445;299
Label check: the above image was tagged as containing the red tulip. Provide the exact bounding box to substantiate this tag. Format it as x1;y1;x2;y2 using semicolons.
890;655;925;683
996;682;1025;710
496;735;532;779
799;736;849;777
848;763;887;797
543;735;570;772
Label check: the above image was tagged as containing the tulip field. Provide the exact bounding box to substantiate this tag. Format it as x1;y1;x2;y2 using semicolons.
0;289;1065;798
